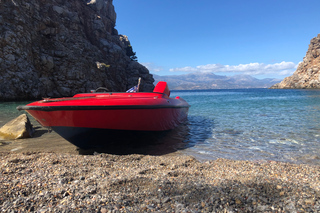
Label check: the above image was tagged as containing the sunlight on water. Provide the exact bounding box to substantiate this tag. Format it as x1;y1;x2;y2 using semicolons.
172;89;320;165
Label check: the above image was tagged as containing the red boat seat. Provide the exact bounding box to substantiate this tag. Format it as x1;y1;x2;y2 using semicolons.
153;81;170;97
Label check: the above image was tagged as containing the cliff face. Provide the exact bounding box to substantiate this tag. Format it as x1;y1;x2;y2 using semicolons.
0;0;154;100
271;34;320;89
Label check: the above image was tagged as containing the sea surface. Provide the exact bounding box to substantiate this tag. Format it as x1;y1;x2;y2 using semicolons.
1;89;320;165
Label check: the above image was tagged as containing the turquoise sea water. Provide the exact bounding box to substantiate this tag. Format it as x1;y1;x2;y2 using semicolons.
0;101;29;125
171;89;320;165
1;89;320;165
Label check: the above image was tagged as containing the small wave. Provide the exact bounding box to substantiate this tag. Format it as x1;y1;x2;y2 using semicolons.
215;129;243;136
198;150;213;155
248;146;263;151
269;138;303;145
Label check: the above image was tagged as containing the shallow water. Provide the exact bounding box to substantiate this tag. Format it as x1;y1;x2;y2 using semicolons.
1;89;320;165
172;89;320;165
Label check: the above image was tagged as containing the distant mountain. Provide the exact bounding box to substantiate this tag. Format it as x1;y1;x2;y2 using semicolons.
153;73;282;90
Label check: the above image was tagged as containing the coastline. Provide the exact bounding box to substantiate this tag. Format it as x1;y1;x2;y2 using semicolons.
1;141;320;212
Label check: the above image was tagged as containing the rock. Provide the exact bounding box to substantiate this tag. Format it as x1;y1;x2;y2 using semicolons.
271;34;320;89
0;0;154;101
0;114;35;139
305;198;315;205
100;208;107;213
53;6;64;14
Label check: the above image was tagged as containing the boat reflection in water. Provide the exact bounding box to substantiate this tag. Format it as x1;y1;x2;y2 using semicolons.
77;122;191;155
77;115;214;156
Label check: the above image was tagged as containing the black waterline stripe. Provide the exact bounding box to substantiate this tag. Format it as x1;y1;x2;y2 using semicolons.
17;105;190;112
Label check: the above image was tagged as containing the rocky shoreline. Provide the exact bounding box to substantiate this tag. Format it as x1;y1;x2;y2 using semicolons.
270;34;320;89
1;150;320;212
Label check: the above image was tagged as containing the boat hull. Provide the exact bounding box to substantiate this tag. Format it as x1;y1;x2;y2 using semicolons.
26;106;189;131
50;126;169;149
18;91;190;149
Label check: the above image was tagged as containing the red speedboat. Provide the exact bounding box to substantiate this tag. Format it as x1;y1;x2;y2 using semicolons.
17;81;190;149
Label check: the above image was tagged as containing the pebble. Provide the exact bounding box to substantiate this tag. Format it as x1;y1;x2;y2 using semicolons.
1;152;320;212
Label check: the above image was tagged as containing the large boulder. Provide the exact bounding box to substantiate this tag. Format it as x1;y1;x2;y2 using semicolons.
0;114;35;139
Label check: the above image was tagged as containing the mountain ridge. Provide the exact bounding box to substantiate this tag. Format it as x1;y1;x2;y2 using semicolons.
153;73;281;90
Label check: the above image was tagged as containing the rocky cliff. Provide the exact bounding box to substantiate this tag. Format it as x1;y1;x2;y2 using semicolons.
0;0;154;100
271;34;320;89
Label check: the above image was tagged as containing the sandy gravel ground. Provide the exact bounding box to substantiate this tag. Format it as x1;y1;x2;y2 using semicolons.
1;150;320;212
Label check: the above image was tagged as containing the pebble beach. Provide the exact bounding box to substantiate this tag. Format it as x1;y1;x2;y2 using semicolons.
1;148;320;212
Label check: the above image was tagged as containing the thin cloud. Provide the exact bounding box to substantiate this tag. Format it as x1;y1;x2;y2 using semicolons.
169;61;297;76
141;62;163;72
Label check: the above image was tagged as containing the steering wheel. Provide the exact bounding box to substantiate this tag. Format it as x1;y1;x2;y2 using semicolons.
93;87;109;93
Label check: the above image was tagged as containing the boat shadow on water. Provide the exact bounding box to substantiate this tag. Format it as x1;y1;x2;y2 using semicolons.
77;116;214;156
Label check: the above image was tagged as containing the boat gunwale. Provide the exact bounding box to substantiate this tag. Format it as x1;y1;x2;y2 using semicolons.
17;104;190;112
39;92;168;103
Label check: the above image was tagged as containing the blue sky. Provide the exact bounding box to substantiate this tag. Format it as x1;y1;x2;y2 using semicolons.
113;0;320;79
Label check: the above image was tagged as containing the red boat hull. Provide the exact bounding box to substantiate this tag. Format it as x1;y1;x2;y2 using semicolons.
25;103;188;131
17;82;190;148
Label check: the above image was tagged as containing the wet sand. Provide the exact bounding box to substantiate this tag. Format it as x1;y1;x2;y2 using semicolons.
0;128;79;154
0;124;190;156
